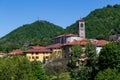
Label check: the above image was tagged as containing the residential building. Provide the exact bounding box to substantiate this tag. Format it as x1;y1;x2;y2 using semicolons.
24;46;52;62
0;52;7;58
109;34;120;41
46;43;63;61
9;49;23;55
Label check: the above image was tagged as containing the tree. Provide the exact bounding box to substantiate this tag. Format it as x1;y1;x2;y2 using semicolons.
0;20;65;52
95;68;120;80
98;42;120;70
85;41;97;66
44;58;67;80
85;41;98;79
68;44;83;68
66;4;120;40
31;61;48;80
0;55;48;80
0;55;35;80
68;44;90;80
70;66;92;80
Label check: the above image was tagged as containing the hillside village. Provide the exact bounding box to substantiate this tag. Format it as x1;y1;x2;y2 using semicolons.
0;19;109;64
1;2;120;80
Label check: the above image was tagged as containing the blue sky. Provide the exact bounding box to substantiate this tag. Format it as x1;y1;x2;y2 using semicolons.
0;0;120;38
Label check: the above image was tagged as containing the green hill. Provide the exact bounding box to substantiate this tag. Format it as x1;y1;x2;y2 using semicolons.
1;4;120;52
0;20;65;52
66;4;120;40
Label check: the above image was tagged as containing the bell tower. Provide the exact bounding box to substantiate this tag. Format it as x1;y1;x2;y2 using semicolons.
77;19;85;38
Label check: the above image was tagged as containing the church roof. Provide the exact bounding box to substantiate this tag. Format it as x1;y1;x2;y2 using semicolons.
46;43;63;49
54;34;77;39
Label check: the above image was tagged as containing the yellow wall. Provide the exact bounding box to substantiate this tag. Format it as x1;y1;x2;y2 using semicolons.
52;48;63;58
26;52;51;62
48;48;63;61
25;48;63;62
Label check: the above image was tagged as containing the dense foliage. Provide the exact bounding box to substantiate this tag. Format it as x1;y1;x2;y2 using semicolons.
68;44;83;69
0;20;64;52
0;56;48;80
68;42;98;80
98;41;120;70
44;56;69;80
95;68;120;80
66;4;120;40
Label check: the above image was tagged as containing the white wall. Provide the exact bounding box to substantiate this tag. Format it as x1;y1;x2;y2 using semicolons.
96;47;102;55
66;37;81;43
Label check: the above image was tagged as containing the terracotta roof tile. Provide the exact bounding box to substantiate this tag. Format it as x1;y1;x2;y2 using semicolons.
9;49;23;55
30;46;46;49
0;52;5;55
95;40;108;46
24;49;52;53
63;39;108;47
54;34;77;39
47;43;63;49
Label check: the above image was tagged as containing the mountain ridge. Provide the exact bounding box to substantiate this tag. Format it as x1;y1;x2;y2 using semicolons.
0;4;120;52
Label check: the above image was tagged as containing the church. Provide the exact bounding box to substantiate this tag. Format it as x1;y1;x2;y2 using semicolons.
52;19;86;44
51;19;108;60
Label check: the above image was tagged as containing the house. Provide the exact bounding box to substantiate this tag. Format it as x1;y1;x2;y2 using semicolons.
24;46;52;62
0;52;7;58
109;34;120;41
46;43;63;61
23;44;64;62
9;49;23;55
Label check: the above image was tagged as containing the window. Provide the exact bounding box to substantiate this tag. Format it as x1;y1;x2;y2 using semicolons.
36;53;38;55
46;56;48;59
29;56;31;59
36;56;39;59
81;23;83;27
32;56;34;59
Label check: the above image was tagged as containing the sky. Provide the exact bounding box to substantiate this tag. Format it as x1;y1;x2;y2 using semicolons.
0;0;120;38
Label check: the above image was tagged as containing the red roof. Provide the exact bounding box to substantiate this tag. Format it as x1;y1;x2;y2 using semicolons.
47;43;63;49
0;52;5;55
54;34;77;39
63;39;108;47
9;49;23;55
24;49;52;53
30;46;46;50
95;40;108;46
63;38;87;46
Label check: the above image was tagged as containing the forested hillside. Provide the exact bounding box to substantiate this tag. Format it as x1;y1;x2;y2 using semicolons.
66;4;120;40
0;4;120;52
0;20;64;52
